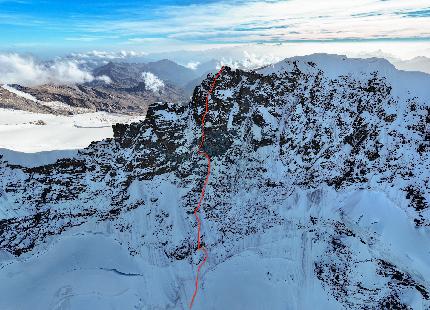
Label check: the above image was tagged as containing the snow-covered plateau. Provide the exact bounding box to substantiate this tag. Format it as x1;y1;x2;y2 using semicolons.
0;108;145;153
0;54;429;309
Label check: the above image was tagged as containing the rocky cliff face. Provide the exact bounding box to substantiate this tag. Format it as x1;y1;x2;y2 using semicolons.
0;54;429;309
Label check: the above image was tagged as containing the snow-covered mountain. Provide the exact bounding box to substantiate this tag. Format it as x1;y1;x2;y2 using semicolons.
0;54;429;309
392;56;430;75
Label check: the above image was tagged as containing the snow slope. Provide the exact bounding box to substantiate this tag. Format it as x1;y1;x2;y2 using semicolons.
258;53;430;100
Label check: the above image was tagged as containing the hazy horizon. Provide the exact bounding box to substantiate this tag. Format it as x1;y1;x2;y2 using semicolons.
1;0;430;85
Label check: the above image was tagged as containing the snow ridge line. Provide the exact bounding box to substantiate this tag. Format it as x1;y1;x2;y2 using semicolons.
189;66;224;309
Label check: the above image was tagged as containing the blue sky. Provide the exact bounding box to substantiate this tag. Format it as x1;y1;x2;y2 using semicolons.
0;0;429;55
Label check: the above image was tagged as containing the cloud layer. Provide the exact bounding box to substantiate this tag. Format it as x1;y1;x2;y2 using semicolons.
0;53;95;86
218;51;283;70
100;0;430;45
70;50;147;60
1;0;429;55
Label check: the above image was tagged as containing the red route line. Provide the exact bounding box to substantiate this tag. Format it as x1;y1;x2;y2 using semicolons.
189;66;225;309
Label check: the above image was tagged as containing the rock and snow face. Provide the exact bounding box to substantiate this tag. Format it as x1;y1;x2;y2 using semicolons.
0;54;429;309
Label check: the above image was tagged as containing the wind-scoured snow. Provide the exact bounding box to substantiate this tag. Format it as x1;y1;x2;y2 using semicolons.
2;84;39;102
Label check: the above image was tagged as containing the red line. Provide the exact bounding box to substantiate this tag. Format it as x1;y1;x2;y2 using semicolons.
189;66;224;309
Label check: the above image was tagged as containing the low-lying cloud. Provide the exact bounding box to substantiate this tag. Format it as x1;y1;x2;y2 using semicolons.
96;75;112;84
70;50;147;60
218;51;283;70
0;53;95;86
142;72;164;93
185;61;200;70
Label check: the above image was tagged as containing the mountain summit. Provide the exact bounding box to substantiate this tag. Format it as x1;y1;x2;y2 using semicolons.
0;54;429;309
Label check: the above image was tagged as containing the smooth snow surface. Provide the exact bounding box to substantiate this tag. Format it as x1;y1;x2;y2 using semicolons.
0;148;78;167
0;108;145;152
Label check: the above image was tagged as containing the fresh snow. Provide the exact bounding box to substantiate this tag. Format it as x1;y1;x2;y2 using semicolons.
258;54;430;101
0;108;145;152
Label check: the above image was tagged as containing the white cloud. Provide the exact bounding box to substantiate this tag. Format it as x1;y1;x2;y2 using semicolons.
141;72;164;92
218;51;283;70
185;61;200;70
47;61;94;84
96;75;112;84
0;53;94;86
128;38;166;43
3;1;430;59
88;0;430;44
70;50;147;60
65;37;103;42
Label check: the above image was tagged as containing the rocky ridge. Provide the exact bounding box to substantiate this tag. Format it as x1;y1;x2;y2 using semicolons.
1;83;186;115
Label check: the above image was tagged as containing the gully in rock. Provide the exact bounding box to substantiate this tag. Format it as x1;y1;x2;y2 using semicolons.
189;66;225;309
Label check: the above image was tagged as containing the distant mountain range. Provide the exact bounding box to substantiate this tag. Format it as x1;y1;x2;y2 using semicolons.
391;56;430;74
0;58;220;115
0;82;185;115
92;59;218;91
3;54;428;118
